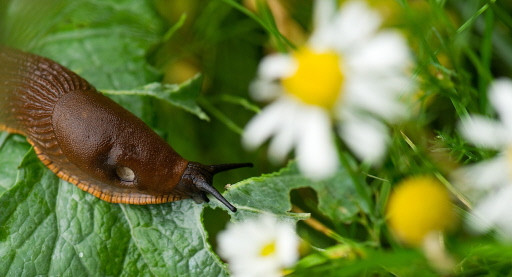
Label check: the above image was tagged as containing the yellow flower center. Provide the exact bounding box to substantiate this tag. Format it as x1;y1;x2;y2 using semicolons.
282;47;344;109
260;241;276;257
387;176;455;246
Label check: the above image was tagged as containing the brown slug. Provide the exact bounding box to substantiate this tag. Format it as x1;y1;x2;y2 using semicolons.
0;46;250;212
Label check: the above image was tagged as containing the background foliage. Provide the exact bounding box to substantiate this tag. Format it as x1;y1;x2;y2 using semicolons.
1;0;512;276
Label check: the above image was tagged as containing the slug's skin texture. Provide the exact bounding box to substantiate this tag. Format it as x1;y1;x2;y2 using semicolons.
0;46;248;210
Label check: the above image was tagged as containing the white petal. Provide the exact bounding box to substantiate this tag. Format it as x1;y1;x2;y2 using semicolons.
267;125;296;163
309;0;337;49
330;1;382;51
469;185;512;240
250;79;283;102
359;74;416;101
295;107;339;180
348;31;412;74
275;222;300;266
312;0;337;33
454;155;511;191
243;100;289;149
342;79;408;121
459;115;511;149
489;78;512;130
378;74;416;96
339;116;389;164
267;100;301;163
258;53;295;80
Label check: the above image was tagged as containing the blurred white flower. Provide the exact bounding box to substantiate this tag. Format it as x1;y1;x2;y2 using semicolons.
217;215;299;277
243;0;414;179
458;78;512;240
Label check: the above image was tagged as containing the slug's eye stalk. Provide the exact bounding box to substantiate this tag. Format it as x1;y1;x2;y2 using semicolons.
195;180;237;212
177;162;253;212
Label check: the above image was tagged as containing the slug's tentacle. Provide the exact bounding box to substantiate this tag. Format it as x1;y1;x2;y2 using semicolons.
176;162;253;212
0;46;249;211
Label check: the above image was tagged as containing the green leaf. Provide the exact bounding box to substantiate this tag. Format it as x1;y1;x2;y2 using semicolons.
2;0;164;89
102;74;209;121
0;150;229;276
292;247;434;277
213;162;362;224
0;134;30;194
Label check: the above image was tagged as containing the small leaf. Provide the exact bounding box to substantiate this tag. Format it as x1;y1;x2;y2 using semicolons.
214;162;362;224
102;75;209;121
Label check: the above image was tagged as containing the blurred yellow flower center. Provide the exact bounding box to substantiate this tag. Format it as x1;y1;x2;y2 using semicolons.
387;176;455;246
260;241;276;257
282;47;343;109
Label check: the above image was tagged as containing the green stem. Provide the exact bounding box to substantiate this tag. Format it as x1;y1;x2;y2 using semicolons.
198;97;244;135
399;131;472;210
456;0;495;35
478;7;494;115
219;0;294;52
214;94;260;113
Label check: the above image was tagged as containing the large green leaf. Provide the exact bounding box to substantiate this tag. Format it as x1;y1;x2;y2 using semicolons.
0;0;163;89
31;0;164;90
0;150;229;276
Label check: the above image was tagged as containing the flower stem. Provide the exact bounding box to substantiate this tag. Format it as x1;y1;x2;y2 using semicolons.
292;206;358;246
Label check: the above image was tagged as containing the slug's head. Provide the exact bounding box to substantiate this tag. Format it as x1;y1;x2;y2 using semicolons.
175;162;253;212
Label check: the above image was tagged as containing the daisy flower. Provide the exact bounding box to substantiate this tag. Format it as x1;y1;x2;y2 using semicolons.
243;0;414;180
217;215;299;277
458;78;512;240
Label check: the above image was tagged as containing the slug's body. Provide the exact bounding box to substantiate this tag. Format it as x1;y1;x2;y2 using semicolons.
0;46;249;211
